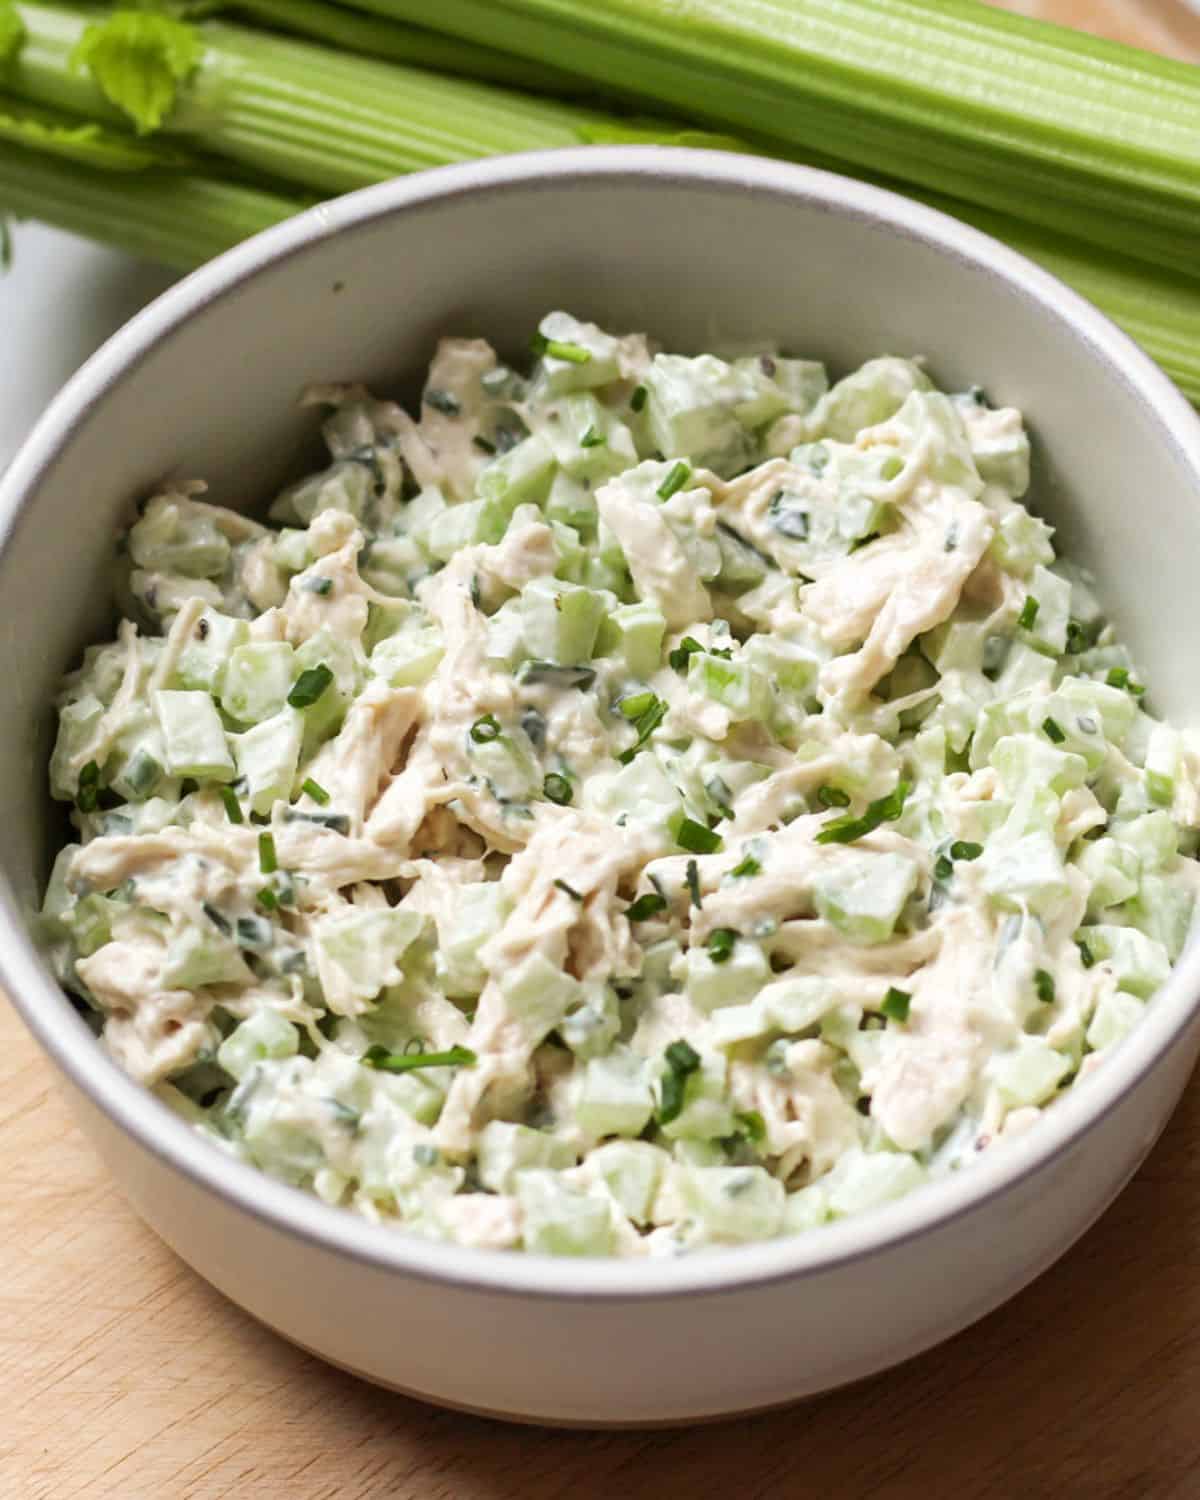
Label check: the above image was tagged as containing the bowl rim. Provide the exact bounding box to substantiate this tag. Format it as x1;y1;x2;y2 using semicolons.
4;144;1200;1302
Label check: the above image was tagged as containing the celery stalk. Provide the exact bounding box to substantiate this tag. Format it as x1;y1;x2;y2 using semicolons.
338;0;1200;277
10;4;742;195
210;0;587;95
0;138;299;266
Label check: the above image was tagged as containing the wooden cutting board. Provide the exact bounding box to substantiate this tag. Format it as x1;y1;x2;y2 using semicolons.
4;5;1200;1497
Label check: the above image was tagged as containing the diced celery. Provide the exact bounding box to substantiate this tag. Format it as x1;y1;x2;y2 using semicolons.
744;634;820;702
232;708;304;815
680;1166;785;1243
293;628;361;750
643;353;762;475
470;735;540;803
685;939;770;1013
533;311;621;397
766;975;840;1033
426;497;505;561
162;925;251;989
153;689;235;781
516;1169;615;1256
586;1141;667;1225
476;1121;575;1192
1018;564;1071;655
599;601;666;679
108;729;167;803
735;354;828;421
1076;837;1141;913
782;1183;830;1232
220;641;295;725
979;833;1071;916
315;908;425;1007
811;358;932;443
540;392;638;483
476;434;556;514
434;881;511;997
1145;724;1181;808
988;1035;1070;1107
583;755;683;838
544;470;599;537
129;494;230;579
500;953;584;1046
273;527;312;574
688;651;771;721
1125;876;1194;963
964;405;1031;497
270;460;371;525
990;733;1088;794
1058;676;1137;746
1082;924;1172;998
1112;812;1178;873
173;608;250;693
1086;991;1146;1052
659;1052;736;1141
575;1048;655;1138
812;852;920;944
49;694;104;800
993;641;1056;696
825;1149;926;1218
518;576;607;664
712;523;769;595
369;616;444;687
217;1009;299;1081
989;508;1055;576
559;984;621;1060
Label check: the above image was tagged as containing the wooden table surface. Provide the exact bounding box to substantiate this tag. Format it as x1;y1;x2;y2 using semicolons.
5;4;1200;1497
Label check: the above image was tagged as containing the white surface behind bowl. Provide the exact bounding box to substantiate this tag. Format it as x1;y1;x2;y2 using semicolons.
2;149;1200;1425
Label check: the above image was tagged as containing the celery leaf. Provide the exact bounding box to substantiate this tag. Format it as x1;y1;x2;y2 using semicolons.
71;12;201;135
0;98;195;170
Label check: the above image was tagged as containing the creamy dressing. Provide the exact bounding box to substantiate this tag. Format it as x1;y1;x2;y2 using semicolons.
39;315;1200;1258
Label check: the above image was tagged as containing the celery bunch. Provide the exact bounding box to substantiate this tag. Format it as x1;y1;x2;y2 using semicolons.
2;0;1200;403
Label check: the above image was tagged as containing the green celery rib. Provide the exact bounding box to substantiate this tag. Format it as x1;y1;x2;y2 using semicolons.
335;0;1200;276
10;4;741;196
0;138;300;266
217;0;586;95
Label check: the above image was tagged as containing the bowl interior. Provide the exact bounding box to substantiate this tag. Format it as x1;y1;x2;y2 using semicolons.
2;148;1200;1270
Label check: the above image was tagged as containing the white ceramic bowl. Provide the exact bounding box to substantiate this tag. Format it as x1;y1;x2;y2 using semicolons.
4;148;1200;1427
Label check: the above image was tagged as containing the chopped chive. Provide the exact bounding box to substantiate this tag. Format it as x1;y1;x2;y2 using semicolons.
1035;969;1056;1004
817;785;851;809
657;461;691;501
301;576;333;596
518;661;597;691
202;902;231;936
580;424;606;449
617;695;667;765
659;1038;702;1125
1042;716;1066;744
470;713;502;744
76;760;101;814
949;840;983;862
677;818;723;854
729;853;761;878
256;886;279;911
669;635;704;673
626;891;668;921
1017;596;1040;631
707;927;738;964
685;858;702;909
288;663;333;709
219;786;244;824
362;1043;477;1074
630;384;648;414
531;332;591;364
815;780;910;845
1077;938;1096;968
258;831;277;875
422;387;462;416
619;691;657;720
934;853;954;883
543;773;573;805
734;1109;766;1145
880;986;912;1023
553;878;583;901
301;777;330;806
473;435;497;455
705;776;735;822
